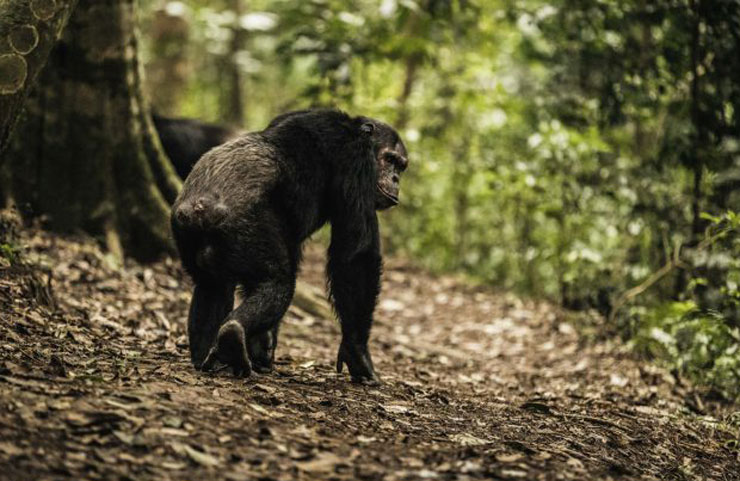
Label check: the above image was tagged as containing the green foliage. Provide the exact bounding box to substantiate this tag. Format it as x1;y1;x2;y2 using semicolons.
0;243;19;264
631;302;740;398
629;212;740;396
0;210;22;266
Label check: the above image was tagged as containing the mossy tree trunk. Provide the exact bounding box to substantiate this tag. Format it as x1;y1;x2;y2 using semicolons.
0;0;77;154
3;0;181;262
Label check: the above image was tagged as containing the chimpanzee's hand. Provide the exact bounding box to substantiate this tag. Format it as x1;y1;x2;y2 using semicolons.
201;320;252;377
336;340;379;384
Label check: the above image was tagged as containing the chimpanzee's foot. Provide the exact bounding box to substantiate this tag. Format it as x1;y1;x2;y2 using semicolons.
187;284;234;369
247;330;276;373
201;320;252;377
190;340;210;369
189;317;219;368
191;331;220;369
336;341;379;384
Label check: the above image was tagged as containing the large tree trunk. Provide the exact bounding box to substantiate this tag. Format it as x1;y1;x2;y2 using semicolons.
3;0;181;262
0;0;77;155
144;5;189;115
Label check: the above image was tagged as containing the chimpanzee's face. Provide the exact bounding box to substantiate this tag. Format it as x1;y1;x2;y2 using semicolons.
359;119;409;210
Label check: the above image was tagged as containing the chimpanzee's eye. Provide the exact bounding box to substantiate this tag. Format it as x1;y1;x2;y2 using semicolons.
385;152;408;172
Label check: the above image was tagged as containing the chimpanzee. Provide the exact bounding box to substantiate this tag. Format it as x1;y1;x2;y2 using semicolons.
171;109;408;382
152;114;238;179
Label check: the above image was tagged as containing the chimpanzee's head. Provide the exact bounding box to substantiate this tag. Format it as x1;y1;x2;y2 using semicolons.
358;118;409;210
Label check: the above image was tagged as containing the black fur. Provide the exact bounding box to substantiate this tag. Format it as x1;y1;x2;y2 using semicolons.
171;109;407;382
153;114;237;179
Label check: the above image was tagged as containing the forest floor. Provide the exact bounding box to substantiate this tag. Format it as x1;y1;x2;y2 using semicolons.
0;228;739;481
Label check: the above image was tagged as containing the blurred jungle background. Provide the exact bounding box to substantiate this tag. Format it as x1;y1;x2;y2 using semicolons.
2;1;740;478
131;0;740;396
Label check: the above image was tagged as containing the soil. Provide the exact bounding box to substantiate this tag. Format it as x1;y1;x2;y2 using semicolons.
0;230;738;481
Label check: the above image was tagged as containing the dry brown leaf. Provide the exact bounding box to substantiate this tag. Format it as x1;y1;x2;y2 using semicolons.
450;433;490;446
296;452;344;473
173;443;220;467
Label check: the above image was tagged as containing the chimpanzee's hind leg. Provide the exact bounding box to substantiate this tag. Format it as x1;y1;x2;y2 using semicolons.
202;275;294;377
188;282;235;368
201;227;297;377
233;281;283;373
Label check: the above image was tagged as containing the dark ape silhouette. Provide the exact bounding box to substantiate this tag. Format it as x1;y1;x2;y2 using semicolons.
171;109;408;382
152;114;238;179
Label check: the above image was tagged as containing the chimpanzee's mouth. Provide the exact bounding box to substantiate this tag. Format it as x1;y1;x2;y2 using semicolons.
378;186;399;205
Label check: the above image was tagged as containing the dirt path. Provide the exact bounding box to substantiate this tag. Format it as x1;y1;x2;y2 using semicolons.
1;232;738;481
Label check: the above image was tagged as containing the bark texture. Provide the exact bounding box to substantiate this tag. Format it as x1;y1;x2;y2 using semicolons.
0;0;77;154
3;0;181;261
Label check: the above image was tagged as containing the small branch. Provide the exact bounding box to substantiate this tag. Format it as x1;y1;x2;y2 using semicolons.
608;225;730;323
608;244;684;323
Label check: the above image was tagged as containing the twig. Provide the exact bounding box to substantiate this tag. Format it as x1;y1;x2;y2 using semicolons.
608;225;731;323
561;413;630;433
608;242;685;323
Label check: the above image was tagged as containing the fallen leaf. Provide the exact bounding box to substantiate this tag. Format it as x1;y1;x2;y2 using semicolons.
296;452;343;473
112;430;134;445
0;442;23;456
254;384;276;394
248;403;270;415
496;453;523;463
162;416;183;428
450;433;490;446
382;404;410;414
174;443;220;467
500;469;528;478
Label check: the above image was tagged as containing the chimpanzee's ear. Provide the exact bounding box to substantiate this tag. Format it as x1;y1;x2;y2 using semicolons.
360;122;375;135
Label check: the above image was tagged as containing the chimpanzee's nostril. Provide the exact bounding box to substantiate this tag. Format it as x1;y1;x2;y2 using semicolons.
392;174;400;183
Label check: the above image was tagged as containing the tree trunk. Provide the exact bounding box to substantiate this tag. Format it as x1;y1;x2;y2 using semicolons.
145;6;189;115
689;0;705;246
0;0;77;155
451;139;471;265
395;54;420;130
394;11;422;130
3;0;181;262
675;0;706;296
222;0;245;124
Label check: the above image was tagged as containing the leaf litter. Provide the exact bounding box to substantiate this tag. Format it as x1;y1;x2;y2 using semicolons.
0;228;738;480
